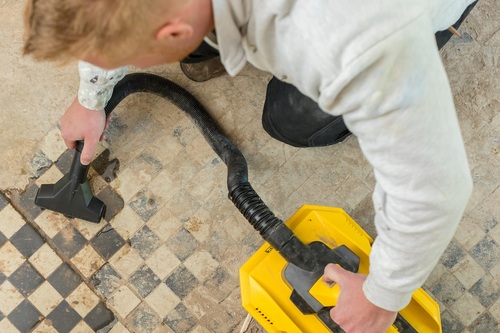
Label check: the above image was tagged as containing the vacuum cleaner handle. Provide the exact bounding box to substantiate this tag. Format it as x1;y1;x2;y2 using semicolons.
71;141;90;182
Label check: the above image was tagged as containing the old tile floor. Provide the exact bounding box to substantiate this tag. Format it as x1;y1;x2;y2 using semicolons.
1;2;499;333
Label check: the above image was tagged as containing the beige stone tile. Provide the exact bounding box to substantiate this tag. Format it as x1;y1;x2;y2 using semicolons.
164;153;206;190
363;169;376;191
220;288;249;324
28;243;63;278
106;136;146;170
151;324;176;333
286;172;350;211
219;213;254;244
464;122;500;169
260;172;304;215
88;168;110;195
28;281;64;316
335;174;372;210
154;109;201;147
425;263;448;288
32;320;58;333
235;120;272;160
0;242;26;276
490;261;500;280
0;319;21;333
0;205;25;238
69;321;94;333
110;166;152;203
145;284;181;318
450;292;485;326
66;283;100;317
184;162;226;202
108;322;132;333
184;250;219;281
183;136;222;168
190;326;212;333
490;298;500;322
110;205;145;240
108;285;141;318
70;217;106;240
199;190;234;222
146;171;182;211
109;245;144;278
146;245;181;280
183;287;219;320
34;209;70;238
467;162;500;213
39;127;68;162
450;254;486;289
464;194;480;214
0;281;25;316
35;165;64;187
245;140;287;188
279;152;316;189
454;214;487;250
141;134;184;169
160;189;201;224
137;170;176;207
184;209;214;243
489;221;500;246
71;244;106;278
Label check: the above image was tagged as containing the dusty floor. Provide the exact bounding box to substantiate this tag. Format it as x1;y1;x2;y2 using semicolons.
0;0;499;332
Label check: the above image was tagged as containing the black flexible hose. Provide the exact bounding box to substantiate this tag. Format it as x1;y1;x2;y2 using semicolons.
104;73;318;271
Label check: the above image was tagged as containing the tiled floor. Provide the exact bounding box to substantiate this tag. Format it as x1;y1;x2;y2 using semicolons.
0;193;115;332
1;2;499;333
1;64;499;332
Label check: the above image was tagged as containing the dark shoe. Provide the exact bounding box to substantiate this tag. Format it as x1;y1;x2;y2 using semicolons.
435;0;478;49
180;32;226;82
180;56;226;82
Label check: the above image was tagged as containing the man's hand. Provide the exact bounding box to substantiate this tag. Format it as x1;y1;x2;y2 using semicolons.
59;97;108;165
323;264;397;333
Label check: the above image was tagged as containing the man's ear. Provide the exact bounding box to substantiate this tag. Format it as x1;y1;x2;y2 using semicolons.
156;20;194;42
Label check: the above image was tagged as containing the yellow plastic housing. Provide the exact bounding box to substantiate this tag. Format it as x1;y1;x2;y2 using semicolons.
240;205;442;333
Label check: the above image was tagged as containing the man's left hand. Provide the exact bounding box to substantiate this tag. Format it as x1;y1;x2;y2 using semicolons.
323;264;397;333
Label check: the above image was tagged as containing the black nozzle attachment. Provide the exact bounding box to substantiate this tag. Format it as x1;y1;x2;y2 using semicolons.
35;141;105;223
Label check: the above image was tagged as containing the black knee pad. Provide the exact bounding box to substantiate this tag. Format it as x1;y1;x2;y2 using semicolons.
262;77;351;148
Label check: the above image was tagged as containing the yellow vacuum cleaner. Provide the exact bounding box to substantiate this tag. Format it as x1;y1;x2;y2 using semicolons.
36;73;442;333
240;205;441;332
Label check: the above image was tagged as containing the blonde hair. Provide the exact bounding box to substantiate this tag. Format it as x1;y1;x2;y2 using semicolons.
23;0;179;63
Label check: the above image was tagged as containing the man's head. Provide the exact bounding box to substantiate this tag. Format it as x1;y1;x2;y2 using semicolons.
23;0;214;68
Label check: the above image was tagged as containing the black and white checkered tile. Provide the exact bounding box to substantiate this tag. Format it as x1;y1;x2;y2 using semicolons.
0;193;114;333
3;124;253;333
2;101;499;333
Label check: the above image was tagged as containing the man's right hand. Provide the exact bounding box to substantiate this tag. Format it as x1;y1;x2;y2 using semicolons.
59;97;107;165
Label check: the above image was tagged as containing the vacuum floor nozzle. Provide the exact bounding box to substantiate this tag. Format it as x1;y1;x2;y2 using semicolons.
35;141;105;223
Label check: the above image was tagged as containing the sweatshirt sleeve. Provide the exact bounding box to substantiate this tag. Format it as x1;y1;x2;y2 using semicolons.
78;61;128;110
319;14;472;311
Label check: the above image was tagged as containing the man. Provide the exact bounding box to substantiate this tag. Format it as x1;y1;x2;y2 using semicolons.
23;0;476;331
